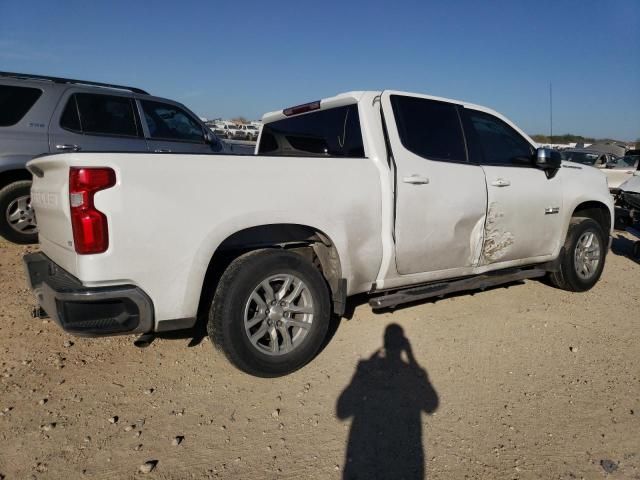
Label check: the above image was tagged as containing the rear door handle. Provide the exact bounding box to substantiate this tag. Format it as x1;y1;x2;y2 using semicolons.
56;144;80;151
491;178;511;187
402;175;429;185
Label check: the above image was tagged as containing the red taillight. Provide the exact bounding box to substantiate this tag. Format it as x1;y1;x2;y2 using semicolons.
69;167;116;254
283;100;320;117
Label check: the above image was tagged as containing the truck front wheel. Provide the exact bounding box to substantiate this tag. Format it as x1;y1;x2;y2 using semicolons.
0;180;38;244
208;249;331;377
549;217;607;292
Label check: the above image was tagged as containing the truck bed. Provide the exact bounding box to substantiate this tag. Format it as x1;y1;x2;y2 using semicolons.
28;152;384;325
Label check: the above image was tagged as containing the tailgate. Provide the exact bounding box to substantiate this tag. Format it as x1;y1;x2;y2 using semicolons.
28;154;77;275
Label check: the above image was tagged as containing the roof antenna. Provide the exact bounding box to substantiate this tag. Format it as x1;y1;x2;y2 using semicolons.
549;82;553;145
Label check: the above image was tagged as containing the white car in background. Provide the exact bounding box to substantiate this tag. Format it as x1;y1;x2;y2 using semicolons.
244;124;260;141
605;154;640;189
226;124;246;140
210;123;229;139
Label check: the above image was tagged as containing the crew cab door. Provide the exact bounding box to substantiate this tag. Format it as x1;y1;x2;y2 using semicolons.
381;92;488;275
48;91;148;153
461;107;563;265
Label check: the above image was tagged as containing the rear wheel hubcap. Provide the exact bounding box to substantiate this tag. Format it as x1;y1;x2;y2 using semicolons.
243;274;314;356
6;195;37;234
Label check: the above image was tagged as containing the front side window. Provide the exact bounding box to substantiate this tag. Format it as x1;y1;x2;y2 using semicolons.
141;100;204;143
465;110;534;166
0;85;42;127
258;104;365;157
390;95;466;163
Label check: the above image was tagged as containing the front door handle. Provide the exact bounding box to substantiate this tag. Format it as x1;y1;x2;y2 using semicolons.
491;178;511;187
56;144;80;151
402;175;429;185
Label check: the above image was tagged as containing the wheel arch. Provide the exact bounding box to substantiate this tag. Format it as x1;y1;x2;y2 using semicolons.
571;200;612;234
196;223;346;319
0;168;32;189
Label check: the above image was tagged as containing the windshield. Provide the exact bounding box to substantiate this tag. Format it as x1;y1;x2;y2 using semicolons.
564;151;599;165
611;155;640;169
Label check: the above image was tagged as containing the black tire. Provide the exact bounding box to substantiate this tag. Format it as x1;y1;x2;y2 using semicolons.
549;217;607;292
633;241;640;259
208;249;331;377
0;180;38;244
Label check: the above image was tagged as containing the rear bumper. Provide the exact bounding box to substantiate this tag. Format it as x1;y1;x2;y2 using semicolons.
23;252;154;337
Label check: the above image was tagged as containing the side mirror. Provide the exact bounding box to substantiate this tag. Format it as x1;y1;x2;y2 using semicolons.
204;130;223;152
535;148;562;170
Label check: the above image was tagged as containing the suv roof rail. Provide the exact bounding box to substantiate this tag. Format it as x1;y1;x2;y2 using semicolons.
0;71;149;95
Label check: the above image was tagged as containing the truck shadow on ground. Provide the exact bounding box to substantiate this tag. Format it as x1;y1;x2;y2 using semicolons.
610;233;640;265
336;323;439;480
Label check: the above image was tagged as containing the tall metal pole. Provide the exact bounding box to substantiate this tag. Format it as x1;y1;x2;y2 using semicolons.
549;82;553;144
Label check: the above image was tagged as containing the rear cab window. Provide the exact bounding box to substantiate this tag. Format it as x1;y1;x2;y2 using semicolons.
390;95;467;163
60;93;141;137
258;104;365;157
0;85;43;127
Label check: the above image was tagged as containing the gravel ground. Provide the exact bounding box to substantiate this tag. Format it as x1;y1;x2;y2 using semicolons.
0;234;638;479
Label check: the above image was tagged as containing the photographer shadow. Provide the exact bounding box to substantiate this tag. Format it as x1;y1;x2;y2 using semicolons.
336;324;439;480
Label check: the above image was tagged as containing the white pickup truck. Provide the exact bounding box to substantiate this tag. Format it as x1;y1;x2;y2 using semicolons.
24;90;614;376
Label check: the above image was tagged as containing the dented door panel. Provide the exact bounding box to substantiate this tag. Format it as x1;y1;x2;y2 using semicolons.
481;166;563;264
380;91;488;275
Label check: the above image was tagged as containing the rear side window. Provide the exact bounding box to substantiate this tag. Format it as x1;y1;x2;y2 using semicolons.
60;93;140;137
390;95;466;163
141;100;204;143
60;97;81;131
258;104;365;157
0;85;42;127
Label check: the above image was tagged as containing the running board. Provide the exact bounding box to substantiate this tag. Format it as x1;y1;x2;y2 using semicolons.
369;268;547;310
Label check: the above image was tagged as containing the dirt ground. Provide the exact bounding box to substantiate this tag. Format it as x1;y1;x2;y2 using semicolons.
0;235;638;480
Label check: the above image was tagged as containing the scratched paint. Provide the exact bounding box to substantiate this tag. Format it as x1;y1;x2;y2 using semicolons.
480;203;514;264
469;215;486;266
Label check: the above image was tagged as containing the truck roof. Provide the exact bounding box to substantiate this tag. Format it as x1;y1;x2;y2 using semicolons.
261;90;534;146
262;90;505;123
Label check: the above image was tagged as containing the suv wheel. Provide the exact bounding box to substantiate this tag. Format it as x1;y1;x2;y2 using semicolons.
549;217;606;292
0;180;38;244
208;249;331;377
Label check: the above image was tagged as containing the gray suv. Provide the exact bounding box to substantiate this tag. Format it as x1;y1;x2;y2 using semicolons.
0;71;244;244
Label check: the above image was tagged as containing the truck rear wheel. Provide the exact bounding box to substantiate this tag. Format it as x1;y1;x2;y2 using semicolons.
208;249;331;377
0;180;38;244
549;217;606;292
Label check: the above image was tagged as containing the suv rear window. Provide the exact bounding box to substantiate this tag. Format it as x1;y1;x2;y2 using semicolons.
390;95;466;163
258;104;365;157
60;93;140;137
0;85;42;127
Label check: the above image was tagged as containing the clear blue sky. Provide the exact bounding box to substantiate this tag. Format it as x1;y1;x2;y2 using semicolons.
1;0;639;140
